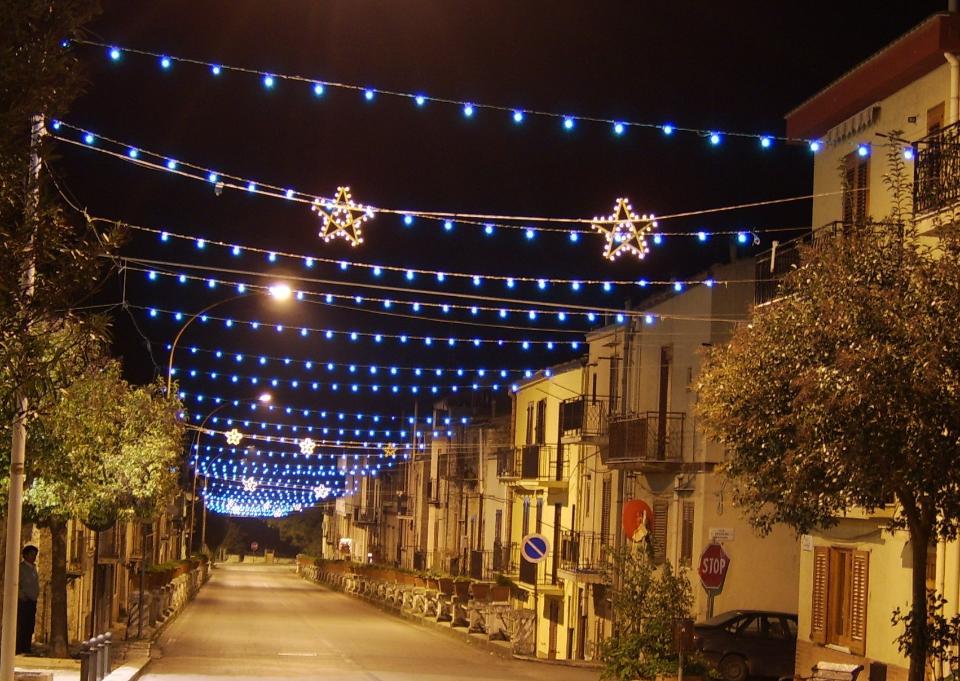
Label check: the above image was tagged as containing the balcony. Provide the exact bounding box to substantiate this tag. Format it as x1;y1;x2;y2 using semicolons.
754;221;854;306
499;445;569;487
915;121;960;216
468;543;513;580
559;531;610;576
560;397;608;443
354;508;378;525
603;411;685;469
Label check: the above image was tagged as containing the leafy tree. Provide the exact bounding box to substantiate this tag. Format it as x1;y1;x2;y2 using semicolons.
696;142;960;681
600;546;698;681
268;506;326;557
21;358;183;655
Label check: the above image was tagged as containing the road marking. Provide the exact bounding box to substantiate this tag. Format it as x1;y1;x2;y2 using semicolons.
278;652;319;657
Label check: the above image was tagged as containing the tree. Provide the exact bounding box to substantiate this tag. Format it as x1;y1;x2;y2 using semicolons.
600;546;697;681
268;506;326;557
696;143;960;681
21;358;183;656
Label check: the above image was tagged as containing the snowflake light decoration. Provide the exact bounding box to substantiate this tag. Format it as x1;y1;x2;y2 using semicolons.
313;484;331;500
312;186;374;247
299;437;317;455
224;428;243;446
382;443;398;458
242;476;259;492
591;197;657;261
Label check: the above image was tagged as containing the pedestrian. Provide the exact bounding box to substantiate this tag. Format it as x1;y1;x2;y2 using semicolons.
17;544;39;655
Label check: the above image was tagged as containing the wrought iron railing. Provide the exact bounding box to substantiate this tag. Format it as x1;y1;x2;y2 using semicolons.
753;221;855;306
560;397;608;439
915;121;960;215
559;531;611;572
607;411;685;463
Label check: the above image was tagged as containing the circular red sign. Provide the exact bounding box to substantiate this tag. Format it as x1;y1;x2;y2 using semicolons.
250;541;259;552
622;500;654;541
698;543;730;590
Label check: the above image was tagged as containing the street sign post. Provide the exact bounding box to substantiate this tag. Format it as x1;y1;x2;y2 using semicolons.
251;541;259;553
520;533;550;656
697;543;730;618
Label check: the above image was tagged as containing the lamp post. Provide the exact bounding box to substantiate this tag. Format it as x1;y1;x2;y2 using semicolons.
165;283;292;398
187;393;272;555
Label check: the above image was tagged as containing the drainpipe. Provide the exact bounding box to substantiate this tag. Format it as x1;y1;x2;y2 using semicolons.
945;52;960;125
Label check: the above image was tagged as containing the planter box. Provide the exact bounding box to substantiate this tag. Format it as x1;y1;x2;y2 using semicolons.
490;585;510;602
470;582;491;601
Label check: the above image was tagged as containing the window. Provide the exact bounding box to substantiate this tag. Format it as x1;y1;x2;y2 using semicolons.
811;546;868;656
494;510;503;545
680;501;695;566
536;497;544;533
842;152;869;226
535;399;547;445
525;403;534;445
928;102;945;134
653;500;669;564
522;498;531;537
737;616;763;638
599;478;612;543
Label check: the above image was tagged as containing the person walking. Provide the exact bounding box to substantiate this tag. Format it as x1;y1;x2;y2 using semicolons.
16;545;39;655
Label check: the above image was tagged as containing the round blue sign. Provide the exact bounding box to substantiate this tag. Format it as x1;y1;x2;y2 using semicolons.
521;533;550;563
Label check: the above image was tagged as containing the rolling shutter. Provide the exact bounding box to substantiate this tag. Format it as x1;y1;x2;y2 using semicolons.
653;500;669;564
850;550;869;656
810;546;829;644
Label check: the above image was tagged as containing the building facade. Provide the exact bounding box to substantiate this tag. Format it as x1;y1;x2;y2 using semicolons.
781;12;960;679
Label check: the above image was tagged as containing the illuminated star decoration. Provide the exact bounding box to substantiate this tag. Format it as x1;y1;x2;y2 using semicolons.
313;484;331;500
299;437;317;455
591;197;657;261
242;476;259;493
312;186;374;247
224;428;243;446
382;443;398;458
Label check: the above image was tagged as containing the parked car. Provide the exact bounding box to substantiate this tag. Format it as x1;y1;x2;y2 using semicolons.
693;610;798;681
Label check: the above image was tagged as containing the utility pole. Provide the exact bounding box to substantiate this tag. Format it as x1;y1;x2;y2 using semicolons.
1;114;44;681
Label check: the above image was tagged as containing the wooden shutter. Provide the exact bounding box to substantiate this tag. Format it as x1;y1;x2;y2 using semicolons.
810;546;829;644
525;403;534;445
850;550;869;656
535;399;547;444
600;478;612;543
842;154;869;226
680;501;695;566
653;500;669;564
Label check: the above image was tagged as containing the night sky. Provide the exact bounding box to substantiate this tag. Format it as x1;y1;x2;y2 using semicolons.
45;1;949;505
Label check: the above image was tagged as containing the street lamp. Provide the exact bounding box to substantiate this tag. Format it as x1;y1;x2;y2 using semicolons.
165;284;292;397
187;392;272;555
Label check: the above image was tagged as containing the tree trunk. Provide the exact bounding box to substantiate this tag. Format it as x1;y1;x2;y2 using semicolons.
907;517;931;681
48;518;69;658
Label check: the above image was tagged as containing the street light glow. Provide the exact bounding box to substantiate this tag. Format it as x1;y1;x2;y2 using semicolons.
258;392;272;403
268;283;292;300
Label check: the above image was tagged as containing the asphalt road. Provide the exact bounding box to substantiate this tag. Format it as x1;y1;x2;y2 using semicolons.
141;563;600;681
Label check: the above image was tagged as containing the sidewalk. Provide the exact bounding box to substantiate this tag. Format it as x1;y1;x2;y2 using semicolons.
13;641;151;681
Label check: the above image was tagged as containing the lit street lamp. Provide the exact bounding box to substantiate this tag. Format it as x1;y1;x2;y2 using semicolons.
165;283;292;397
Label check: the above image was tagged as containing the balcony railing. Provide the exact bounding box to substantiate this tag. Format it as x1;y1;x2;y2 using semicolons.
354;508;378;525
915;121;960;215
468;543;513;580
559;531;611;573
498;445;569;483
754;221;858;306
606;411;685;464
560;397;608;439
509;543;555;586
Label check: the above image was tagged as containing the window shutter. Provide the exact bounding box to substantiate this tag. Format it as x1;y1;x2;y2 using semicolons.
680;501;695;566
810;546;829;644
855;159;869;226
850;550;869;656
653;500;669;564
600;478;612;543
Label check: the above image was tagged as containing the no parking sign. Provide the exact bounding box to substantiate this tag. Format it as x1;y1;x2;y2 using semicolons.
521;533;550;563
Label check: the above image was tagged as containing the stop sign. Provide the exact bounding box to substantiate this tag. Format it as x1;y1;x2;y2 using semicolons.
698;543;730;591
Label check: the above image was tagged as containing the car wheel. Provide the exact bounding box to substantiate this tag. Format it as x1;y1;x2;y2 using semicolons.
719;654;748;681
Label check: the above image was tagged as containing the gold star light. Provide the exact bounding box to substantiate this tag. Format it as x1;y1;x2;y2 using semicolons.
382;443;398;458
591;198;657;261
312;186;374;247
299;437;317;455
224;428;244;446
